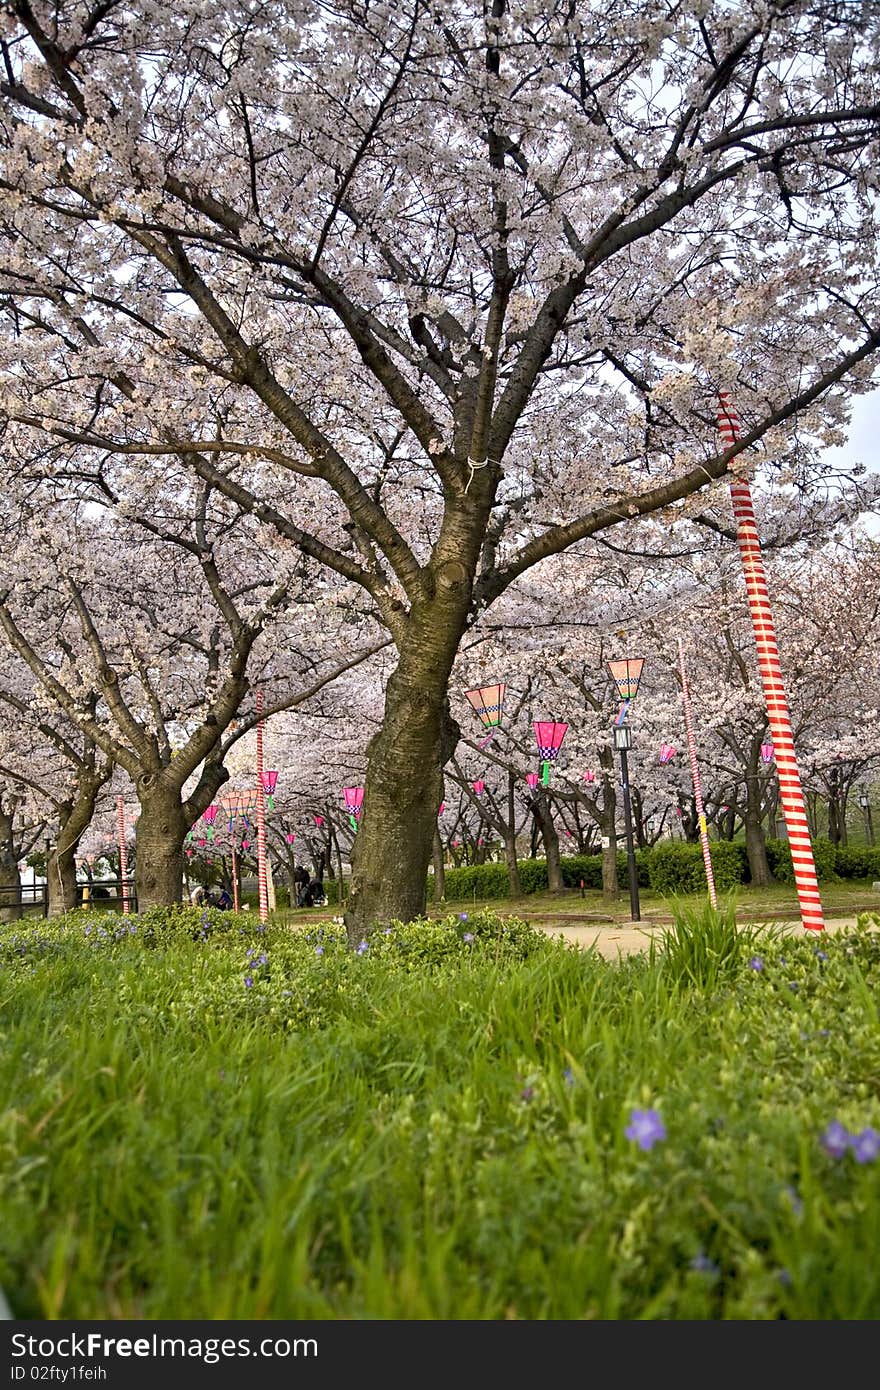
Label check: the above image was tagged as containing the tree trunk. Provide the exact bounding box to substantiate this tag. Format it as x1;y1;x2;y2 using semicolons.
601;822;619;900
47;844;79;917
503;834;523;898
744;767;774;887
534;794;565;892
343;583;466;942
49;784;106;918
135;776;189;909
0;811;22;923
432;825;446;904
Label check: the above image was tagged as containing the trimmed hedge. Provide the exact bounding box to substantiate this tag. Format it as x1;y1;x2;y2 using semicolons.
765;837;838;884
430;837;880;902
432;850;648;903
832;844;880;880
647;840;748;895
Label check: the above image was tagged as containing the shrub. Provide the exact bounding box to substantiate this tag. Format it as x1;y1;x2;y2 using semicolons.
766;837;838;883
648;841;748;895
834;845;880;880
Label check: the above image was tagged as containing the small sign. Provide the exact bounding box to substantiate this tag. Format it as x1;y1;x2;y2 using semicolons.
601;837;611;849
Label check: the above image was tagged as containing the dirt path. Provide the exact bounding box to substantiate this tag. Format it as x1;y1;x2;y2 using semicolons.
535;913;872;962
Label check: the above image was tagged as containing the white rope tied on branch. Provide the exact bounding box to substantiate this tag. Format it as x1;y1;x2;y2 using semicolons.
464;456;491;495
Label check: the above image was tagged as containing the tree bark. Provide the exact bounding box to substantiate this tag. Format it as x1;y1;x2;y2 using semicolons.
533;794;565;892
0;810;22;923
343;581;466;943
432;825;446;904
48;779;108;917
134;775;190;909
743;760;774;887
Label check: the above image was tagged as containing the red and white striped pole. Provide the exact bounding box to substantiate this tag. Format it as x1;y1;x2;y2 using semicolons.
255;689;269;924
678;638;717;909
718;392;825;932
116;795;130;916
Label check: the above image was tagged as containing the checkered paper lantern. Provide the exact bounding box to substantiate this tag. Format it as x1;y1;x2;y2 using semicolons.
659;743;677;765
607;657;645;725
761;743;775;764
533;721;568;785
343;786;364;830
260;770;279;810
465;682;506;730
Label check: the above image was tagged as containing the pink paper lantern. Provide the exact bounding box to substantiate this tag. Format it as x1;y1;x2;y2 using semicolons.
343;786;365;820
533;720;568;761
526;772;539;789
659;743;677;764
438;802;446;815
582;769;596;783
285;833;295;844
761;743;775;764
314;815;325;827
203;805;219;825
473;780;485;795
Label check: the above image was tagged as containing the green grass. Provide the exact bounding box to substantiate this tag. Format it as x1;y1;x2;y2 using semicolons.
2;903;880;1319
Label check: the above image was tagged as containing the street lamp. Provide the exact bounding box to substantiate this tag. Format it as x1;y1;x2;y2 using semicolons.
612;723;641;921
608;657;645;922
858;788;875;847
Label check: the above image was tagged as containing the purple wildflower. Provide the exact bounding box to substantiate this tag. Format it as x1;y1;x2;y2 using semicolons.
815;949;829;961
820;1120;851;1159
520;1086;535;1103
563;1067;575;1087
315;946;324;956
459;912;469;922
689;1252;719;1276
244;976;254;989
356;940;369;955
625;1108;667;1152
463;931;474;943
851;1127;880;1164
748;956;764;972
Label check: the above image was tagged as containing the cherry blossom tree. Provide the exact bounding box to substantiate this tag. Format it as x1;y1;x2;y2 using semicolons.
0;504;387;906
3;1;880;936
0;676;115;914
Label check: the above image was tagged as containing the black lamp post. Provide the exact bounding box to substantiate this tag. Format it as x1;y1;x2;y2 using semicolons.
859;789;875;847
613;722;640;921
607;657;645;922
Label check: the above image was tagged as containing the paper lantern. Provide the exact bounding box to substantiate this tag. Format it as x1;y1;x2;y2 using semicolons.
761;743;775;764
473;780;485;795
659;743;677;764
343;786;364;829
285;832;295;844
464;682;506;730
314;815;325;828
526;772;539;790
607;657;645;725
582;769;596;783
260;770;279;810
533;720;568;784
